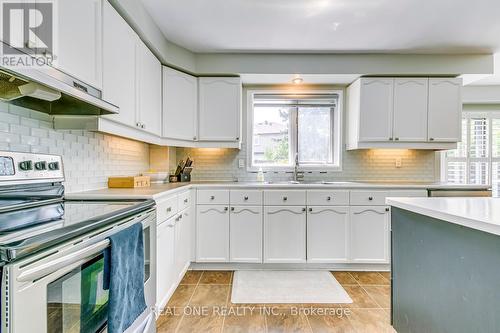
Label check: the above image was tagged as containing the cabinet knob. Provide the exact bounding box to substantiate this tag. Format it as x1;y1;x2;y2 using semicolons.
136;122;141;127
308;208;313;212
389;137;393;141
385;207;390;212
167;207;172;212
429;137;434;141
302;207;306;212
368;196;373;201
395;137;399;141
231;207;235;211
210;195;215;200
184;198;188;203
236;137;240;140
224;207;228;211
193;136;197;140
244;196;249;200
326;196;332;201
283;196;288;201
142;123;146;129
179;214;183;219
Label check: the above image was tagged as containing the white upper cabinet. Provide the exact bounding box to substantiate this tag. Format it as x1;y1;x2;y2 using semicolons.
428;78;462;142
162;67;198;141
357;78;394;142
54;0;103;89
102;0;137;127
393;78;428;142
198;77;242;142
347;77;461;150
137;42;162;136
101;1;161;136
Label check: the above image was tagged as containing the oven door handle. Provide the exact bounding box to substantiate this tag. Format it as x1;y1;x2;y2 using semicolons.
17;239;110;282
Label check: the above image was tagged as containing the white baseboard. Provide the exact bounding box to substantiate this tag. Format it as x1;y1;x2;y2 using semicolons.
188;262;390;272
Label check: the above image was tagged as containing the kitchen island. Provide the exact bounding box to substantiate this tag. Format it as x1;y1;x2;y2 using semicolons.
387;197;500;333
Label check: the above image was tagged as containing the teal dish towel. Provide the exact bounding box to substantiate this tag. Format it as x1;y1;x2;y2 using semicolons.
105;223;147;333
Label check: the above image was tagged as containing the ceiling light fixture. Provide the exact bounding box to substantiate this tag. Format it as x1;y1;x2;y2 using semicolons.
292;77;303;84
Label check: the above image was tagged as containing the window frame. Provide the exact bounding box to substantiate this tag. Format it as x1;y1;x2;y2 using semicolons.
246;89;343;172
441;110;500;186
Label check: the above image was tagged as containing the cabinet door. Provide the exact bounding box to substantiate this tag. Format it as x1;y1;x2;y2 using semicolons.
307;206;349;263
393;78;428;142
102;0;137;127
174;208;191;279
198;77;241;141
196;205;230;262
230;206;263;263
137;41;162;136
264;206;306;263
156;217;176;308
54;0;102;88
162;67;198;140
358;78;394;142
428;78;462;142
349;206;390;263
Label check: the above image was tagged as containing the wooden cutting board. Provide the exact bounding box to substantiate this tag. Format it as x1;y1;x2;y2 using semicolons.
108;176;151;188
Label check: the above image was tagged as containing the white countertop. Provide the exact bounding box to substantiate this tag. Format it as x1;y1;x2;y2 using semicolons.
65;181;490;201
387;197;500;236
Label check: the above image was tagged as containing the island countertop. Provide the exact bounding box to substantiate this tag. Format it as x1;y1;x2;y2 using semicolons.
386;197;500;236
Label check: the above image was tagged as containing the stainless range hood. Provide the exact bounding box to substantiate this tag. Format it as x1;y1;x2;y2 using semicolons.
0;64;118;115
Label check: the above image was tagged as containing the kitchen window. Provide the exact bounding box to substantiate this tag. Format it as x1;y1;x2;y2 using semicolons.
247;91;342;170
443;111;500;196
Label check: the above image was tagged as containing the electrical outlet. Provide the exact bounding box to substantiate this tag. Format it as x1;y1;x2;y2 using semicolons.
395;157;402;168
238;159;245;168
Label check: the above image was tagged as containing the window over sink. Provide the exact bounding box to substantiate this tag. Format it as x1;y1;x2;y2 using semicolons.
247;91;342;171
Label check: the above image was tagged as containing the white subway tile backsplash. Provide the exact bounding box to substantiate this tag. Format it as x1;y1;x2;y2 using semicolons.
1;105;150;193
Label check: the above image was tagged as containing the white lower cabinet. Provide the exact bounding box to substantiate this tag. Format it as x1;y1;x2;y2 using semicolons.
307;206;349;263
349;206;390;263
230;206;263;263
196;205;230;262
156;216;176;309
264;206;307;263
174;207;191;279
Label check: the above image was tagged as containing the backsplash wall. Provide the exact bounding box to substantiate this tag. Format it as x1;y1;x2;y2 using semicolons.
0;102;150;193
174;145;437;182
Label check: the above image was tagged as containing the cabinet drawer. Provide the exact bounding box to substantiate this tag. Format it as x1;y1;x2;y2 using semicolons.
264;190;306;206
197;189;230;205
350;190;389;206
230;190;262;205
156;195;178;223
307;190;349;206
178;190;191;210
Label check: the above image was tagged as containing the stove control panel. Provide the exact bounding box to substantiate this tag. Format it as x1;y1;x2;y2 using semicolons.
0;151;64;183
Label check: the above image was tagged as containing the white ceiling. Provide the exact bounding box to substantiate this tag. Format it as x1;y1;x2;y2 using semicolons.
141;0;500;54
240;74;360;85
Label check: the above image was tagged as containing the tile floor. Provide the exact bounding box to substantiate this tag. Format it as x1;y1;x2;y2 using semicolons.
156;270;395;333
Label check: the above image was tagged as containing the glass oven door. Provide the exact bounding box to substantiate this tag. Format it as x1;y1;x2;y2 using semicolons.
47;252;108;333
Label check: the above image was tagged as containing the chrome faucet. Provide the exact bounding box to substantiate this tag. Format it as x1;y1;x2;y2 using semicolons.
293;153;304;182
